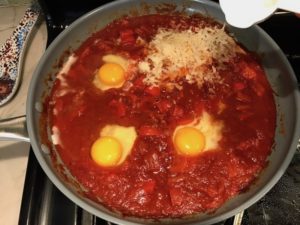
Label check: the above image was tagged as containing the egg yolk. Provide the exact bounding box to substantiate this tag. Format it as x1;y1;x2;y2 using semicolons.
174;127;206;156
91;136;122;167
98;63;125;86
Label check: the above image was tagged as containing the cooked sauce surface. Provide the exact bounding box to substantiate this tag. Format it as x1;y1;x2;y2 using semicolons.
46;14;276;218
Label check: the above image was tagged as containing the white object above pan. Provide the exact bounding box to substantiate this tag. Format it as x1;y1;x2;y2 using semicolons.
220;0;300;28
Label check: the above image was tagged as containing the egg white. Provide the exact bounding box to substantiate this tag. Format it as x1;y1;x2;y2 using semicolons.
93;54;129;91
173;111;224;152
100;125;137;165
102;54;129;70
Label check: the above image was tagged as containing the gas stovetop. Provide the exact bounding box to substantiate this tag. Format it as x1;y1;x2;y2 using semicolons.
19;1;300;225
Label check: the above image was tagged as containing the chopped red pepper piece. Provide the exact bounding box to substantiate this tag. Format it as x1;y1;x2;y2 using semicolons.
169;157;189;173
251;82;265;96
234;82;246;91
236;92;251;103
157;99;172;113
144;86;161;96
109;99;126;117
172;106;184;118
242;65;257;79
120;29;136;46
142;180;156;193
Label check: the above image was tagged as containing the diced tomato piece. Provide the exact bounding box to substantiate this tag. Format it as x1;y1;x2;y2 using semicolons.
133;76;145;89
236;92;251;103
120;29;136;46
157;99;172;113
69;104;86;120
95;40;113;51
234;82;246;91
109;100;126;117
128;94;138;105
169;157;188;173
117;104;126;117
242;66;257;79
142;180;156;193
139;126;162;136
172;106;184;118
144;153;161;171
169;188;183;206
251;82;265;96
144;86;160;96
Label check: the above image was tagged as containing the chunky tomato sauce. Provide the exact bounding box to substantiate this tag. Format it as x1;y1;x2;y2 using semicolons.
45;14;276;218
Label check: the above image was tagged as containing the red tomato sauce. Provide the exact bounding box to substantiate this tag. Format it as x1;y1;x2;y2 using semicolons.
45;14;276;218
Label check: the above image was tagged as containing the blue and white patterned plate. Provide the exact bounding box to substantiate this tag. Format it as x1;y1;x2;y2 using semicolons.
0;1;40;106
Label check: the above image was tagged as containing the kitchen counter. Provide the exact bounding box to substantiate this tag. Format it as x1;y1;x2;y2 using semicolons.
0;1;47;225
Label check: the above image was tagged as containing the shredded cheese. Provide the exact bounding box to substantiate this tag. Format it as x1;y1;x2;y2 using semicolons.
138;26;242;89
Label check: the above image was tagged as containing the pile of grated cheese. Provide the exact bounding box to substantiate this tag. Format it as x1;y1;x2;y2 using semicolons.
138;26;243;89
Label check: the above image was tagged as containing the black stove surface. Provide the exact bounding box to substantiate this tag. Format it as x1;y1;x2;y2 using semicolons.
19;1;300;225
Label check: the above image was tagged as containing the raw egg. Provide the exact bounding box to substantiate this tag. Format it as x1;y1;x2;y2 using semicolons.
93;54;129;91
91;125;137;167
174;127;206;156
99;63;125;84
91;136;122;167
172;111;223;156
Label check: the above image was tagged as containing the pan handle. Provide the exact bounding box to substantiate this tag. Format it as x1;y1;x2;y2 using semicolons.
0;115;29;142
